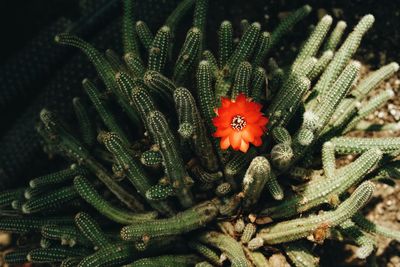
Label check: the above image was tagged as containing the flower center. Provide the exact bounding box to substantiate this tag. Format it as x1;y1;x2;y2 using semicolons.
231;115;247;131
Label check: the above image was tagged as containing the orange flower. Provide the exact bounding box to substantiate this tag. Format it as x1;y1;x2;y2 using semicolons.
212;93;268;153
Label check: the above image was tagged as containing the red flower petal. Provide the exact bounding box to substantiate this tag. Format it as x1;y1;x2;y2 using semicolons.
241;128;255;143
213;127;232;137
220;136;230;149
239;139;250;152
229;131;242;150
212;93;268;152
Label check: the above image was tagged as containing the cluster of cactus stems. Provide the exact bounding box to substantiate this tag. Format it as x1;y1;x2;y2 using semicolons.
1;0;400;266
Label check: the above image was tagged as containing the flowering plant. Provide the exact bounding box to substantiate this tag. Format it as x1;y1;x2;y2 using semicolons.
212;93;268;152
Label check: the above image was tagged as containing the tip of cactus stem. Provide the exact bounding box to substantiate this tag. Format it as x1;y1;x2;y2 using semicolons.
364;14;375;22
321;15;333;23
310;57;318;64
360;14;375;27
199;60;209;66
298;129;314;146
391;62;399;71
303;111;320;130
29;180;36;188
54;35;60;43
11;200;19;209
136;20;144;26
352;60;362;69
324;50;334;57
221;20;231;26
24;191;31;199
362;181;376;195
124;52;134;60
191;27;200;33
262;31;270;38
252;22;261;29
251;156;271;172
248;237;264;250
75;212;82;220
178;123;194;139
161;25;170;32
303;5;312;12
21;204;29;214
275;192;284;200
27;254;32;262
338;20;347;28
373;148;383;158
82;78;90;85
324;141;334;148
115;72;122;80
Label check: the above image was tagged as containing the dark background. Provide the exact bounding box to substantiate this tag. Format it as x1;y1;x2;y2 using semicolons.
1;0;399;64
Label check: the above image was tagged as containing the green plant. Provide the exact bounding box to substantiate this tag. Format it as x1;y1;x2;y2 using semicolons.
1;0;399;266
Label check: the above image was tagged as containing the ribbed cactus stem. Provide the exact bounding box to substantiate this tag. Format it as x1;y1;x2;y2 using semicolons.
122;0;140;56
250;67;266;102
198;231;250;267
75;212;111;249
268;5;312;50
308;50;333;81
240;223;257;244
140;149;163;167
262;149;382;219
73;176;156;224
82;78;130;145
39;109;139;210
27;247;88;263
55;33;140;125
337;219;375;259
174;27;202;86
189;241;222;266
228;22;261;73
282;241;319;267
121;201;218;241
322;141;336;179
21;186;78;214
353;212;400;241
72;97;96;147
148;26;171;73
165;0;196;33
147;111;194;207
310;14;374;98
330;136;400;154
41;224;91;247
232;61;252;98
135;20;154;50
344;89;395;132
292;15;333;70
252;31;271;67
78;243;136;267
98;131;173;215
258;181;374;244
125;255;201;267
218;20;233;68
124;52;145;78
323;20;347;51
351;62;399;100
242;156;271;208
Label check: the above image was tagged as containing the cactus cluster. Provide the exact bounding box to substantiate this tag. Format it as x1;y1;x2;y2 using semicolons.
1;0;400;266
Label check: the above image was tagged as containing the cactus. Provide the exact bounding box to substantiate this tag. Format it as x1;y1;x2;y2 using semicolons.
1;2;399;266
